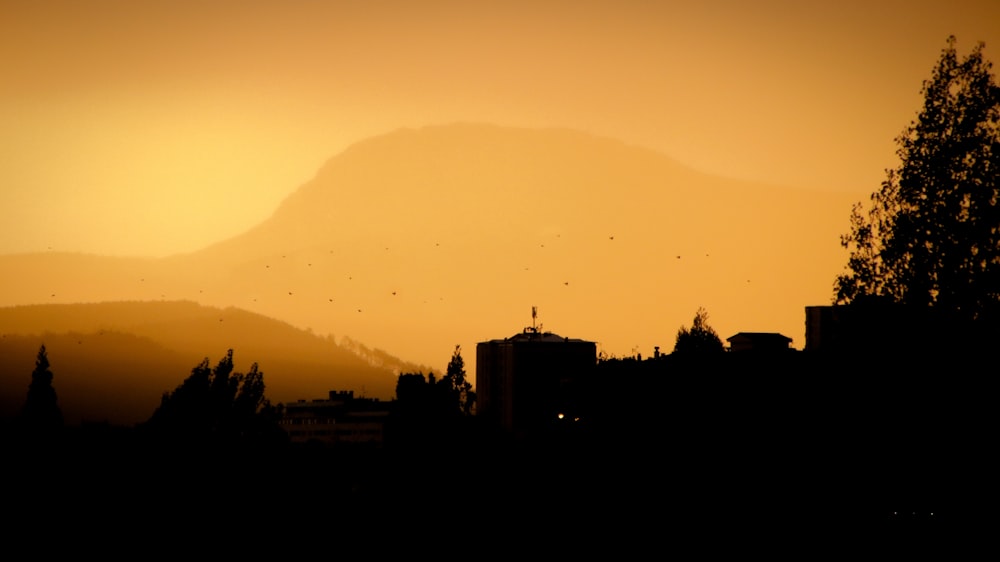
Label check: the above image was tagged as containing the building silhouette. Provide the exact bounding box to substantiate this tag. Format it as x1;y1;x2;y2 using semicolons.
726;332;793;353
803;303;994;354
476;320;596;440
280;390;390;448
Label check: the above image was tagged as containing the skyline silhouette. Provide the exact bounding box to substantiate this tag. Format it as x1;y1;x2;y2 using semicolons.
2;303;984;528
3;8;998;534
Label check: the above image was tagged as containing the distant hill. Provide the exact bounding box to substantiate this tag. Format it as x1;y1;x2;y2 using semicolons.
0;122;863;369
0;301;426;425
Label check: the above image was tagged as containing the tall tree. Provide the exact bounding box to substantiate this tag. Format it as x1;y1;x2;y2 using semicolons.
835;36;1000;320
673;308;724;355
145;349;283;447
21;344;63;436
441;345;475;416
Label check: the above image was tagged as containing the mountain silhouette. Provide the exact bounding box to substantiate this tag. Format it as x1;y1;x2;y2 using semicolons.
0;123;862;370
0;301;423;425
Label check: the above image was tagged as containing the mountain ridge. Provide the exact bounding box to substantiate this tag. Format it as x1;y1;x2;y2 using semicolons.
0;122;862;371
0;300;426;425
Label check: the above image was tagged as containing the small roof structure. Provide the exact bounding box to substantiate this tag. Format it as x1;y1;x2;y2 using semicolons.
726;332;793;352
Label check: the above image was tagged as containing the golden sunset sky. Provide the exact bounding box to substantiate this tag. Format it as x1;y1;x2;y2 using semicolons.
3;0;998;257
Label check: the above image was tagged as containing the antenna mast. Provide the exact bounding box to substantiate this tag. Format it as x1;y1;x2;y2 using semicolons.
527;306;542;334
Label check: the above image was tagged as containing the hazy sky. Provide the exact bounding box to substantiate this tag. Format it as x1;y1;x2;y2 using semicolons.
2;0;998;257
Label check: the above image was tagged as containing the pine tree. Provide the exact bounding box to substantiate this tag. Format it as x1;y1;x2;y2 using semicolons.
21;344;64;437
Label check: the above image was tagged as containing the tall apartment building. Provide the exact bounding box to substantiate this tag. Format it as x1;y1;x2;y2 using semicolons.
476;323;596;439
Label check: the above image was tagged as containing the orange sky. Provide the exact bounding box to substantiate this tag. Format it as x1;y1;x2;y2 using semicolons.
2;0;998;257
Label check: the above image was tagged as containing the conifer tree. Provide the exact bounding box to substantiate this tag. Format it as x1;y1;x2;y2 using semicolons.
21;344;64;436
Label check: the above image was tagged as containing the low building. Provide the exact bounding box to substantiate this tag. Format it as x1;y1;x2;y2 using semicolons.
280;390;391;448
804;302;999;354
726;332;793;353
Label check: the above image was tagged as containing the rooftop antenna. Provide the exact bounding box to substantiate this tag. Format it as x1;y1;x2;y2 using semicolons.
527;306;542;334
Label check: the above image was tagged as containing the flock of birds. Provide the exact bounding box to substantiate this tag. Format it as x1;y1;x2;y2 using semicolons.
40;232;746;313
32;231;756;364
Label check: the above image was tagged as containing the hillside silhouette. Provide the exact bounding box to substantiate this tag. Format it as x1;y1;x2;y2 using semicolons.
0;301;424;425
0;123;864;369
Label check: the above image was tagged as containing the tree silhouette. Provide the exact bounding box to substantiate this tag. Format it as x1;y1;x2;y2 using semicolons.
441;344;475;416
21;344;64;438
836;36;1000;321
673;308;724;355
144;349;284;448
388;371;439;449
388;347;477;450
